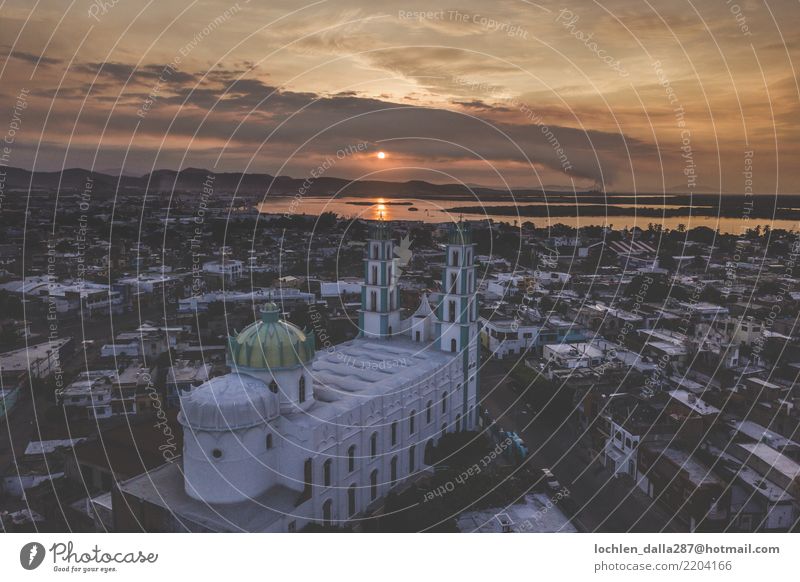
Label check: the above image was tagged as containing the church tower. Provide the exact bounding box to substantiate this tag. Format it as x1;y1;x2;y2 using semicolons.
437;220;479;429
360;219;401;339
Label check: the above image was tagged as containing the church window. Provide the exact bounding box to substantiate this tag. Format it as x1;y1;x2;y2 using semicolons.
424;439;435;465
299;376;306;403
323;499;332;526
409;445;416;472
348;484;357;517
370;433;378;458
452;250;460;266
370;290;377;311
426;400;433;424
348;445;357;472
301;458;313;500
449;301;455;322
372;265;378;284
451;338;457;352
390;456;398;486
323;459;332;487
409;410;416;435
370;470;378;500
442;392;448;413
391;421;398;446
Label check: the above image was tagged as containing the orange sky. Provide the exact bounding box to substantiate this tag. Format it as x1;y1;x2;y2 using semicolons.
0;0;798;193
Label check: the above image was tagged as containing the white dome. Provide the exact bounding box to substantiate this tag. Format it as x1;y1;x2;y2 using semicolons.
178;373;279;431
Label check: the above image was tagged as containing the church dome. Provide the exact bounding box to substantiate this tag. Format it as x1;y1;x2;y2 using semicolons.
178;372;279;431
227;302;315;370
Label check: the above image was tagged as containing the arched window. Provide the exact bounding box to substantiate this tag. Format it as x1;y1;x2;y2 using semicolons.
391;421;398;446
269;380;278;394
370;290;377;311
323;499;332;526
453;250;460;266
409;410;416;435
348;445;356;472
372;265;378;284
266;434;273;450
426;400;433;424
298;376;306;403
370;433;378;459
372;244;378;259
455;414;462;432
370;469;378;500
323;459;332;487
302;458;313;500
450;338;457;352
424;439;435;465
442;391;448;413
390;456;398;486
409;445;416;472
449;301;456;322
348;484;357;518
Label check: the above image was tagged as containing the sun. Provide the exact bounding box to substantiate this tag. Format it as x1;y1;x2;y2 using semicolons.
377;151;386;159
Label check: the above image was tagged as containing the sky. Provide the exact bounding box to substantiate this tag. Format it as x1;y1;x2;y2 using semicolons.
0;0;798;193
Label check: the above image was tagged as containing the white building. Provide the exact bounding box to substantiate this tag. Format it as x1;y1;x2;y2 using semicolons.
116;221;481;532
203;259;244;284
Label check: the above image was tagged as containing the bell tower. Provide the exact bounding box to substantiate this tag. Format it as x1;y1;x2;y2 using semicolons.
437;220;479;429
359;219;401;339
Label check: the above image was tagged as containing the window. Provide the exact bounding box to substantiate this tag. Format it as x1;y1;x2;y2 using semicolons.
409;445;416;472
323;459;332;487
450;273;456;291
391;421;398;446
370;433;378;459
441;422;447;440
212;448;222;459
370;469;378;500
409;410;416;435
269;380;278;394
370;290;377;311
322;499;332;526
266;434;273;450
302;458;313;500
299;376;306;403
424;439;435;465
415;331;420;342
455;414;461;432
348;445;356;472
426;400;433;424
451;338;457;353
442;392;447;413
390;456;398;486
453;250;460;266
372;265;378;284
348;484;357;518
388;266;392;284
449;301;456;322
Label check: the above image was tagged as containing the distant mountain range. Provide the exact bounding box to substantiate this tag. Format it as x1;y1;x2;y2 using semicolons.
0;166;604;201
0;166;760;199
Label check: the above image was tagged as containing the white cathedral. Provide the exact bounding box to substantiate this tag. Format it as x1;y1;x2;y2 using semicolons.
115;220;480;532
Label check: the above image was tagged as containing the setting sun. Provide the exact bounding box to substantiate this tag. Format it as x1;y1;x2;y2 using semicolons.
377;151;386;159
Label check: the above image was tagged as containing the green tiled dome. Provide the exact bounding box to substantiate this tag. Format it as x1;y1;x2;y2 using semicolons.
228;303;315;369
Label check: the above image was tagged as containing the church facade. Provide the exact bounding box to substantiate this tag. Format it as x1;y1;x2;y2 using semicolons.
114;221;480;532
